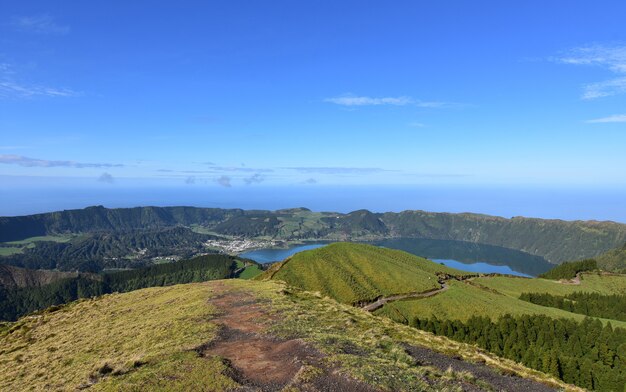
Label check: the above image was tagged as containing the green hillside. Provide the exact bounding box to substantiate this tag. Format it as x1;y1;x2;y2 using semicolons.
0;254;256;321
594;242;626;271
0;279;570;391
262;242;467;305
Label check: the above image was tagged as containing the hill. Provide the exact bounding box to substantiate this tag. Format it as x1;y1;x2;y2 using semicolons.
0;254;259;321
263;242;626;390
260;243;467;305
0;264;79;289
0;279;570;391
3;206;626;264
593;242;626;271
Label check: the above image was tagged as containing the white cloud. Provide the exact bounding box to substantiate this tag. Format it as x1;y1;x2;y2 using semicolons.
324;94;462;108
556;44;626;99
586;114;626;123
0;63;81;99
0;81;80;99
11;15;70;35
581;77;626;100
324;95;413;106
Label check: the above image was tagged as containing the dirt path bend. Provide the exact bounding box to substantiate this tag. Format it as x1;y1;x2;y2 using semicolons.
558;272;581;285
202;282;379;392
362;283;449;312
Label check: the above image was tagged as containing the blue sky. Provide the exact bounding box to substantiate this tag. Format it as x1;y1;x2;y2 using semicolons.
1;1;626;217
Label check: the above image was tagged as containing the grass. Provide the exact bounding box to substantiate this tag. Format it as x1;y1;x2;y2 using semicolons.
238;279;575;391
376;278;626;329
0;278;577;391
473;272;626;297
0;283;235;391
262;242;467;304
0;246;23;256
238;264;263;279
5;235;74;246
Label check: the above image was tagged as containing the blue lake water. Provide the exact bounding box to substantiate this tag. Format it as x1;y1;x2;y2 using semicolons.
434;259;532;277
240;240;542;277
239;244;326;263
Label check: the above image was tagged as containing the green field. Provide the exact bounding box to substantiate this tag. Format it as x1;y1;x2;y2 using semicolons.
0;247;23;256
375;279;626;329
473;273;626;297
238;264;263;279
5;234;75;245
262;242;467;304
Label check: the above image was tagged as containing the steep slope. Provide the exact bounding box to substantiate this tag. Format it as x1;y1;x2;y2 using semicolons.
594;242;626;271
3;205;626;264
380;210;626;263
0;264;79;289
0;279;570;391
261;242;467;305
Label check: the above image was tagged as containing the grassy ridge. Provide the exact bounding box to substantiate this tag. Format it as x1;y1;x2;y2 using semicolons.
0;283;236;391
0;254;243;321
0;280;572;391
263;242;465;304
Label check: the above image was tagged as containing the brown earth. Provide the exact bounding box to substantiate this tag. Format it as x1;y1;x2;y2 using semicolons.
201;282;558;392
202;282;379;391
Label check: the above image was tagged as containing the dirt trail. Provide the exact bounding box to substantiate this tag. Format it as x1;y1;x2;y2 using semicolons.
361;283;449;312
404;345;556;392
558;272;581;285
202;282;379;391
202;281;557;392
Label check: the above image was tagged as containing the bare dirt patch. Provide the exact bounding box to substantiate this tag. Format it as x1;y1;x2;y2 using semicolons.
403;344;556;392
203;282;380;391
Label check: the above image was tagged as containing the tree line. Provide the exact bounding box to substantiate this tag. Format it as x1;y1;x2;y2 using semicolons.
520;291;626;322
538;259;597;280
411;314;626;391
0;254;240;321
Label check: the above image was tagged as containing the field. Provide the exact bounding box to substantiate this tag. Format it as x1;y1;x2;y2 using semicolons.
0;279;572;391
375;279;626;329
5;235;75;246
263;242;467;304
473;273;626;297
0;235;76;256
0;247;23;256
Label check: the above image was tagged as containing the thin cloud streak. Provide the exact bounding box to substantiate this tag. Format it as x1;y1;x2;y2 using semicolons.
0;154;124;168
587;114;626;123
0;63;81;99
286;167;395;175
556;44;626;99
324;94;463;108
325;95;413;106
11;15;70;35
